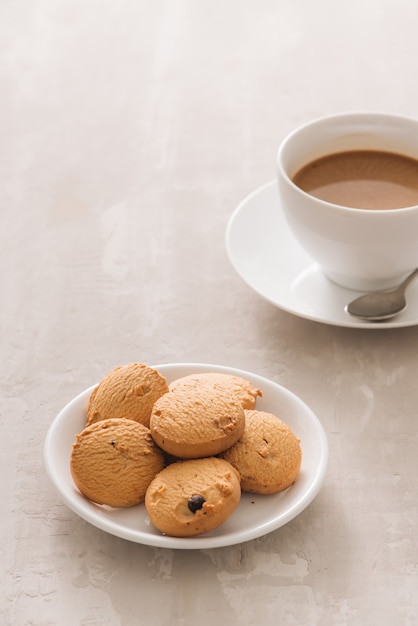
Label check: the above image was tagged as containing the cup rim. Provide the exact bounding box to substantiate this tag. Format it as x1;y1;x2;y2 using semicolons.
277;111;418;214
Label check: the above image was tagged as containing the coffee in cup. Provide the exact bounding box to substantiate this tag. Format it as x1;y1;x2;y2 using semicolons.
292;149;418;211
277;112;418;291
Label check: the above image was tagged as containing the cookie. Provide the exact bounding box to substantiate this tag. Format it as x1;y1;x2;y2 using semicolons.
220;409;302;494
70;418;165;507
86;363;169;427
169;372;262;410
145;457;241;537
150;383;245;458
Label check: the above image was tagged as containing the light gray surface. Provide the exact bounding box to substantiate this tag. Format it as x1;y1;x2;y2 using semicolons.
3;1;418;624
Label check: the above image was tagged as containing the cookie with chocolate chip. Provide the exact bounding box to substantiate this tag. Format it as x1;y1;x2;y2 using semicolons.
145;457;241;537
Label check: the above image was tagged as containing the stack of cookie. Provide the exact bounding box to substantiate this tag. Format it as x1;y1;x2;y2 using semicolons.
70;363;302;538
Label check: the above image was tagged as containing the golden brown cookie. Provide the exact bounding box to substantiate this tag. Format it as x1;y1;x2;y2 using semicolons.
70;418;165;507
150;384;245;458
86;363;169;427
220;410;302;494
145;457;241;537
169;372;262;410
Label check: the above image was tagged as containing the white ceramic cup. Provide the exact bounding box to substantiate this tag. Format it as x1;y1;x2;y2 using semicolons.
277;112;418;291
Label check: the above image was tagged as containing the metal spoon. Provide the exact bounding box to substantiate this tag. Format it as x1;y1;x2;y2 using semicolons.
345;268;418;322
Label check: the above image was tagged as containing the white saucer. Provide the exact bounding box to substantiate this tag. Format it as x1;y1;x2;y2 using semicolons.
44;363;328;549
226;181;418;329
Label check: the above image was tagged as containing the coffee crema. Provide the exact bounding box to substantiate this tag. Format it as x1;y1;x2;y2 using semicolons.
292;150;418;210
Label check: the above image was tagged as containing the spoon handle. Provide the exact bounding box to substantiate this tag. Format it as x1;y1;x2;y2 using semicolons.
399;268;418;291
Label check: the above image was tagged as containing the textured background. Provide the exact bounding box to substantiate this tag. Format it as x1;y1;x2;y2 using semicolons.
2;1;418;624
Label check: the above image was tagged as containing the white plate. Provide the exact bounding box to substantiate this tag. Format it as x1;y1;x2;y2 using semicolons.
44;363;328;549
226;181;418;328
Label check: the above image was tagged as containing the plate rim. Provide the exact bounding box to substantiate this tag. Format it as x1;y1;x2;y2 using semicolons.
226;180;418;329
44;362;329;549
